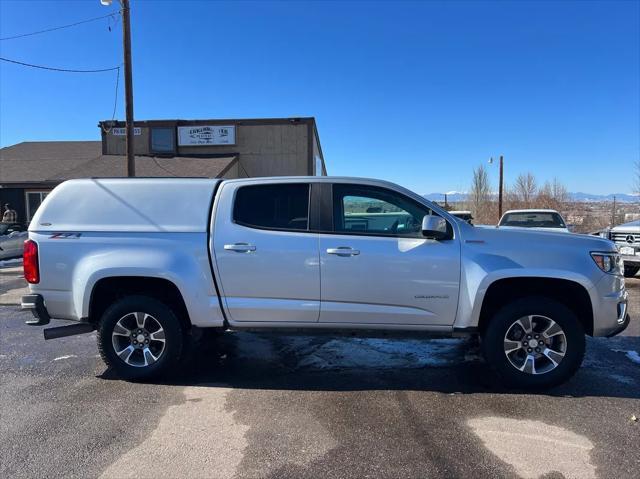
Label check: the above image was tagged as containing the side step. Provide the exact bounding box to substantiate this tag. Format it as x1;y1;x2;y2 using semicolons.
44;323;95;340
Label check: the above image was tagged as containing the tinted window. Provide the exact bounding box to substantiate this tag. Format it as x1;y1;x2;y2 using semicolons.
151;127;175;153
500;212;566;228
333;184;429;236
234;184;310;231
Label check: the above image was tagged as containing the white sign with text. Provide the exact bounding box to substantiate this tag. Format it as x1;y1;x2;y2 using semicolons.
178;125;235;146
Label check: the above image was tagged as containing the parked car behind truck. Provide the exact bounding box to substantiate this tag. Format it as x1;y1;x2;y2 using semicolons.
607;220;640;277
498;209;570;233
22;177;629;389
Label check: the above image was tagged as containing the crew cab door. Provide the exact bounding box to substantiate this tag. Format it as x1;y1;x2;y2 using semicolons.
318;183;460;326
212;181;320;323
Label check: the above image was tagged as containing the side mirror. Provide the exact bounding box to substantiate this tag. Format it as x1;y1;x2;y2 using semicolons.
422;215;449;240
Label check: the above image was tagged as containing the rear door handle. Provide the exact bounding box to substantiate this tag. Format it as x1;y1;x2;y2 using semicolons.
224;243;256;253
326;247;360;257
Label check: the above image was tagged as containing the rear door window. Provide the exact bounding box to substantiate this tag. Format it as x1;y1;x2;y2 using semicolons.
234;184;310;231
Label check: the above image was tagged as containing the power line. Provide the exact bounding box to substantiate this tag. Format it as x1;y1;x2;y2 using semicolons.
0;56;120;73
0;12;119;41
101;66;121;133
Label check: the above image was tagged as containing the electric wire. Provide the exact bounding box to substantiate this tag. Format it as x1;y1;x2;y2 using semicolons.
0;12;119;41
101;66;122;133
0;56;120;73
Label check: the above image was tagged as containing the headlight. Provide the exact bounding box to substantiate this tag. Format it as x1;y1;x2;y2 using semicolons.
591;252;622;275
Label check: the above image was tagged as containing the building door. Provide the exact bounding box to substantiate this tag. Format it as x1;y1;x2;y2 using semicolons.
318;183;461;326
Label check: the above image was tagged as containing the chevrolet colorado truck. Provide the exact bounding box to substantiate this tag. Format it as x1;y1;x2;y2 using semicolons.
21;177;630;388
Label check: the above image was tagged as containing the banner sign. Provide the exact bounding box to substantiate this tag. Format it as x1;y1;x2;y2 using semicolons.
112;127;141;136
178;125;235;146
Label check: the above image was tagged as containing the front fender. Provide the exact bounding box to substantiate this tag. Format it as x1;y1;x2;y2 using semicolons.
455;266;597;330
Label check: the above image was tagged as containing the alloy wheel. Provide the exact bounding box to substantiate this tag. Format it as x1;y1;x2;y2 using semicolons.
111;311;166;367
503;315;567;375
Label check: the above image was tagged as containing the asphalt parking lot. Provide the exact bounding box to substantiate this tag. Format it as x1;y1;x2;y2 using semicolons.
1;267;639;479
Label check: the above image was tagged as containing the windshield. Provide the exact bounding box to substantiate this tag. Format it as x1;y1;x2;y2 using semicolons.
499;212;566;228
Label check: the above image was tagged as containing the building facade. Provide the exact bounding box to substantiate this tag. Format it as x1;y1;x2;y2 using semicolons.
0;117;326;225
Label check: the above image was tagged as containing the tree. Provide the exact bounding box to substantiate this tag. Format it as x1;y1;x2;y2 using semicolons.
538;177;568;211
513;172;537;207
468;165;493;223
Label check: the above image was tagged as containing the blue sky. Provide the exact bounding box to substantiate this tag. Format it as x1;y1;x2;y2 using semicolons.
1;0;638;195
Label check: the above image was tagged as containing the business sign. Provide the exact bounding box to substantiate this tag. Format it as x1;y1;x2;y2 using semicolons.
112;127;141;136
178;125;235;146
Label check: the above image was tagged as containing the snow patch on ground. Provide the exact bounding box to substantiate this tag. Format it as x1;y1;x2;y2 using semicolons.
232;333;475;370
53;354;78;361
612;349;640;365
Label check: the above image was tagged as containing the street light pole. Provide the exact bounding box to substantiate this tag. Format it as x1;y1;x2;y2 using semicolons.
102;0;135;177
121;0;135;177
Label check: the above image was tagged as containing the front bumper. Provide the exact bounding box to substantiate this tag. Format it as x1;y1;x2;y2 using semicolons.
21;294;51;326
621;254;640;267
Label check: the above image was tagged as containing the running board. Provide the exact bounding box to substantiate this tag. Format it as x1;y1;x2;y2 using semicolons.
43;323;95;340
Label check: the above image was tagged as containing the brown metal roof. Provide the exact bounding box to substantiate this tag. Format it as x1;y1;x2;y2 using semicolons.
0;141;102;182
0;141;237;183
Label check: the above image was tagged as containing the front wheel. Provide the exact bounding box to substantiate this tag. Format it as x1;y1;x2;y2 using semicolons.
482;297;585;389
97;295;183;380
624;265;639;278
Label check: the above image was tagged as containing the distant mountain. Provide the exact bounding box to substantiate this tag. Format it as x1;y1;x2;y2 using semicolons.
424;192;468;202
423;192;639;203
568;192;639;203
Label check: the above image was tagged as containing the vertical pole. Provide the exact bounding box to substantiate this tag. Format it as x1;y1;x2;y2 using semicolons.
498;155;504;220
121;0;135;177
611;195;617;227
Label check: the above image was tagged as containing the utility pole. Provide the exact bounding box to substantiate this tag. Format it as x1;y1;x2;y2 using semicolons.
102;0;135;176
611;195;617;227
489;156;505;221
121;0;135;177
498;155;504;219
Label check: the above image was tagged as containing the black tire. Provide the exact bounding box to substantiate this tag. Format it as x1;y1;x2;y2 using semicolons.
481;296;585;389
97;295;183;380
624;265;640;278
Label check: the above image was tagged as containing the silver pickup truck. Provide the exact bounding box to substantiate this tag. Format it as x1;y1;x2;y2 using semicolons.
21;177;630;389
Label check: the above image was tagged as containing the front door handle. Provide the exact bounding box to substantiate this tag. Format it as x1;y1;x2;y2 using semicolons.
224;243;256;253
327;247;360;257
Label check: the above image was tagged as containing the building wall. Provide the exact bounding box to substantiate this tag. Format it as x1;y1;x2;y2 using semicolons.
102;120;315;177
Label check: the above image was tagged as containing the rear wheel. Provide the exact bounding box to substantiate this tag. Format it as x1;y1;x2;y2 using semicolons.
97;295;183;380
482;297;585;389
624;265;639;278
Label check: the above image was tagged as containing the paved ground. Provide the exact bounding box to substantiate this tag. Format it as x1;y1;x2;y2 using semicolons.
0;268;639;478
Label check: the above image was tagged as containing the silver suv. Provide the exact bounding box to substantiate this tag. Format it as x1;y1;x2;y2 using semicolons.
609;220;640;277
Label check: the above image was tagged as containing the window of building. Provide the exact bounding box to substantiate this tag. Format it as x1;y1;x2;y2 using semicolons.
333;184;429;237
234;184;310;231
151;127;176;154
25;190;50;221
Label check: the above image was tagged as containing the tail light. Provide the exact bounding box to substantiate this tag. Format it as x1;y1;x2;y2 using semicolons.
23;240;40;284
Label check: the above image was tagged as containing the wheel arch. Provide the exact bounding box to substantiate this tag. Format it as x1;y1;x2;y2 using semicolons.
88;276;191;332
477;277;594;336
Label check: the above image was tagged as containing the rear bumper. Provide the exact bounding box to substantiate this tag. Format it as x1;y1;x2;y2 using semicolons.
21;294;51;326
